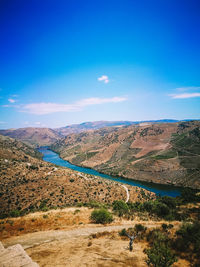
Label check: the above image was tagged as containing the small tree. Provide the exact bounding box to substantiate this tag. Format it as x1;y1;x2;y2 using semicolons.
112;200;129;217
90;208;113;224
146;242;177;267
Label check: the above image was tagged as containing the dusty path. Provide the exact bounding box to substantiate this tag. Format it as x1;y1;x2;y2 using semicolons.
121;185;129;202
1;221;182;267
2;221;171;250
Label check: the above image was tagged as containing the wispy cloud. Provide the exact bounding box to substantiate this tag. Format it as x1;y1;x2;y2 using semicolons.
8;98;16;103
98;75;109;83
170;93;200;99
20;96;127;115
2;104;20;108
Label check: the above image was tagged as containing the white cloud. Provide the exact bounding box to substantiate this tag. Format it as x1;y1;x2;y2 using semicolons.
98;75;109;83
170;93;200;99
35;122;41;125
21;96;127;115
8;98;16;103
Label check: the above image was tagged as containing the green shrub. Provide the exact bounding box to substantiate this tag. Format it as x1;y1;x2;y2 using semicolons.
162;224;168;231
9;209;21;218
119;228;127;236
134;223;147;233
145;241;177;267
180;188;200;203
152;202;170;218
39;199;48;211
174;221;200;265
86;200;103;208
175;221;200;253
112;200;129;217
147;229;168;244
90;208;113;224
159;196;177;209
145;228;177;267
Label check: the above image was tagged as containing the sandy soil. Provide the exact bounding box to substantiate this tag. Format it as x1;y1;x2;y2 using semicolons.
0;208;186;267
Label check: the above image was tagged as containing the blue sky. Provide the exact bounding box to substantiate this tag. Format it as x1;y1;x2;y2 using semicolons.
0;0;200;129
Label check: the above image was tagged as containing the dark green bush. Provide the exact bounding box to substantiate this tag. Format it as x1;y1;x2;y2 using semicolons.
112;200;129;216
153;202;170;218
9;210;21;217
173;221;200;265
180;188;200;203
90;208;113;224
145;228;177;267
134;223;147;233
119;228;127;236
158;196;177;209
147;229;168;244
39;199;48;211
145;241;177;267
175;221;200;252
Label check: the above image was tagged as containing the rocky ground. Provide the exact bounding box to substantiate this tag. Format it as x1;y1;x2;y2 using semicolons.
0;134;154;218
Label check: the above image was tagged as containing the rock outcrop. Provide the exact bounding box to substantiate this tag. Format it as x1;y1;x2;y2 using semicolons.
0;241;39;267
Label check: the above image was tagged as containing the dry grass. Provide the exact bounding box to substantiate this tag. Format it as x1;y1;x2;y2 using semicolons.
0;207;92;239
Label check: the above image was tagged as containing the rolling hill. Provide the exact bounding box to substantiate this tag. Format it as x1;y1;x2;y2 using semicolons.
51;120;200;189
0;134;153;218
0;127;62;147
0;120;186;147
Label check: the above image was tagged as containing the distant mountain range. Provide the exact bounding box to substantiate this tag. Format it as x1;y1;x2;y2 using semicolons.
0;119;195;146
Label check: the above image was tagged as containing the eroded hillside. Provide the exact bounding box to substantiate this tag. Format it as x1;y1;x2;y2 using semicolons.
0;127;62;147
51;121;200;189
0;134;154;218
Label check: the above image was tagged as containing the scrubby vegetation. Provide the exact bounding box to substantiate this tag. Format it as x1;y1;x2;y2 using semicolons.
174;221;200;265
90;208;113;224
118;221;200;266
111;190;200;222
145;221;200;266
112;200;129;216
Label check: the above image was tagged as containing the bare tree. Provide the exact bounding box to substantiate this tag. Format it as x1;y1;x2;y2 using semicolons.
126;233;137;251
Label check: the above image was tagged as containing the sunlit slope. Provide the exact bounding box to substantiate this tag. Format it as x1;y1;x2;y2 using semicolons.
52;121;200;189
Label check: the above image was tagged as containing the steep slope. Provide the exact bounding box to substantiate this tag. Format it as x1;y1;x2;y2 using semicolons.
0;120;189;147
0;134;42;159
0;127;62;147
52;121;200;189
0;134;154;218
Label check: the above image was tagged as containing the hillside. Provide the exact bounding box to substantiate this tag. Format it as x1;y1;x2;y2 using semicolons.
0;127;63;147
51;121;200;189
55;120;135;136
0;120;185;147
0;134;154;219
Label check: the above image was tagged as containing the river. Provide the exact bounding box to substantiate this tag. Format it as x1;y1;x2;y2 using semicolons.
38;147;182;197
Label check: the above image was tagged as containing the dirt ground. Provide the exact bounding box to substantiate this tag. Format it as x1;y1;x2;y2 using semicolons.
0;207;189;267
26;234;148;267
